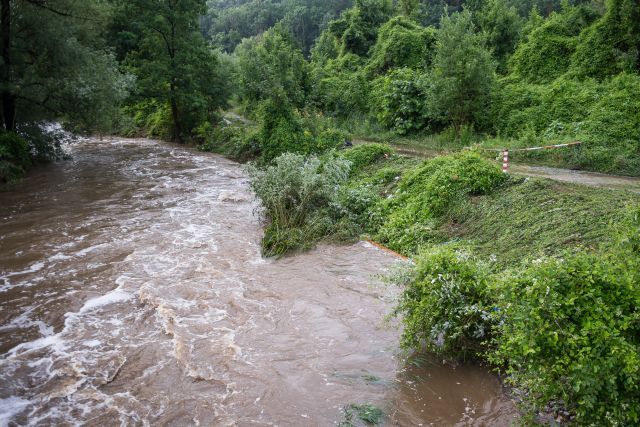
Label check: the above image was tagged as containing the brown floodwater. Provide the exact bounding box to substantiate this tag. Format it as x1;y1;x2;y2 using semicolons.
0;138;517;426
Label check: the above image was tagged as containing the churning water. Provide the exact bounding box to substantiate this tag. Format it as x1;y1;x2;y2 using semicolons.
0;138;517;426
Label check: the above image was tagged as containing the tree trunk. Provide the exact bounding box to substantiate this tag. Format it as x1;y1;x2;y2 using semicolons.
1;0;16;132
169;88;182;143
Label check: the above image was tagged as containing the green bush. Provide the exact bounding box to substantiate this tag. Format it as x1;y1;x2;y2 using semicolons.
428;11;496;131
570;0;640;80
491;245;640;424
377;152;506;254
199;124;261;162
370;68;432;135
0;132;32;183
392;246;496;357
125;100;173;140
508;6;598;83
310;67;370;118
337;143;393;173
256;98;348;163
248;153;351;256
366;16;436;75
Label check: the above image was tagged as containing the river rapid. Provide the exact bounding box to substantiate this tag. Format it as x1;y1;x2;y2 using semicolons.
0;138;517;426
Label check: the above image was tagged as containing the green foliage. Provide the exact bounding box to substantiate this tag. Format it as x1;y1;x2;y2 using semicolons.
202;0;352;54
491;236;640;424
255;98;347;163
124;101;174;140
248;153;351;256
2;0;130;135
337;143;393;173
310;66;370;118
370;68;432;134
327;0;394;58
429;11;497;130
398;0;419;17
339;403;384;426
570;0;640;80
508;5;599;83
236;24;309;111
392;246;495;356
256;97;305;163
474;0;523;73
492;73;640;175
366;17;437;75
199;124;261;163
377;152;505;254
0;132;31;183
123;0;230;141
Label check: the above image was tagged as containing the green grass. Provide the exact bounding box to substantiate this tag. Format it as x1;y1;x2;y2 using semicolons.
447;177;639;265
344;153;640;266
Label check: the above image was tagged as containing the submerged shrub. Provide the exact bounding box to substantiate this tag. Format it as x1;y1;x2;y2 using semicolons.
199;124;261;162
392;246;496;357
248;153;351;256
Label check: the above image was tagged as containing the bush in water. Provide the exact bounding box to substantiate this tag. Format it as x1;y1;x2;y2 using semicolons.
248;152;351;256
392;245;496;358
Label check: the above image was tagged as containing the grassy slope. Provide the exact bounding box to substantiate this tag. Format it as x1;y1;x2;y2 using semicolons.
349;154;639;266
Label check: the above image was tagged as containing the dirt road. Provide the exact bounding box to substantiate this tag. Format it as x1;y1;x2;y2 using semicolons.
354;140;640;192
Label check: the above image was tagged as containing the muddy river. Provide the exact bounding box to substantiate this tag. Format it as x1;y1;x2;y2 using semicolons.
0;138;517;426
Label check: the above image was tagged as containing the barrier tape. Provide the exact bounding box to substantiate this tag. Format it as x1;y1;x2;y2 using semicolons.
366;240;409;260
482;141;582;153
482;141;582;172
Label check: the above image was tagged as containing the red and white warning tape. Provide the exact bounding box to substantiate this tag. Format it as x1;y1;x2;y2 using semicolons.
483;141;582;172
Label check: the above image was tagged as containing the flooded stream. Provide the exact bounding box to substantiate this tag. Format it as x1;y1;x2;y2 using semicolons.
0;138;517;426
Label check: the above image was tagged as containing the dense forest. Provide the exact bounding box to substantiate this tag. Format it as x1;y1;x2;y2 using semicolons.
3;0;639;180
1;0;640;424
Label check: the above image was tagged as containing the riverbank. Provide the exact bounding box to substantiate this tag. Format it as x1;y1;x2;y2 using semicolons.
245;142;640;424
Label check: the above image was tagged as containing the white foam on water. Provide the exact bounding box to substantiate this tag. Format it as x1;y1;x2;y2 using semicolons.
0;397;31;427
79;289;132;314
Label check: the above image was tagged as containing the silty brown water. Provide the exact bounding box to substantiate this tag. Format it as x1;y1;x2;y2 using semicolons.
0;138;517;426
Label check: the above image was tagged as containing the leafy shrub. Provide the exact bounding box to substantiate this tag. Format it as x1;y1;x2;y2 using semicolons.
429;11;496;131
248;153;351;256
125;100;173;140
326;0;394;58
256;98;348;163
366;16;436;75
310;67;370;118
0;132;31;183
235;24;309;110
491;245;640;425
508;5;598;83
370;68;432;135
570;0;640;80
392;246;496;357
337;143;393;173
377;152;506;254
199;124;261;162
492;73;640;175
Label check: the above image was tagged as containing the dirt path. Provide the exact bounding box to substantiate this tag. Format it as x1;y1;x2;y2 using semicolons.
353;139;640;192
